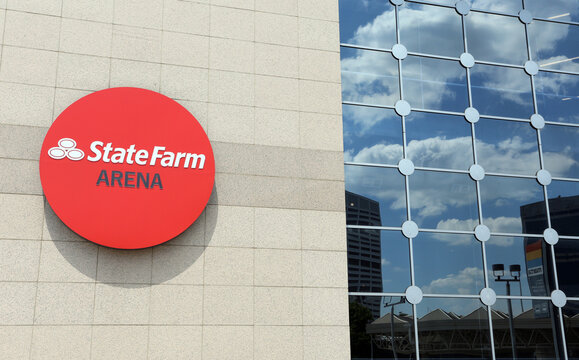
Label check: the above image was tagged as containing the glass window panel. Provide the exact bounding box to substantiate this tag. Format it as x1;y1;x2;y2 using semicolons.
416;297;492;359
556;239;579;297
466;12;528;65
491;299;559;359
481;176;546;234
343;105;403;165
471;64;534;118
525;0;579;22
409;170;478;230
339;0;397;49
406;112;473;171
414;233;484;295
542;124;579;178
341;47;400;107
535;71;579;124
475;118;541;176
399;3;463;57
345;165;407;227
471;0;522;14
547;180;579;237
529;21;579;72
402;56;468;112
563;301;579;358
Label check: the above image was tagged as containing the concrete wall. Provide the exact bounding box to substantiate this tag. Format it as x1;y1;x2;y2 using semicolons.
0;0;349;359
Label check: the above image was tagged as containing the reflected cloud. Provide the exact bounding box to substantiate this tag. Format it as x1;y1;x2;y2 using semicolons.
422;266;482;295
435;217;520;246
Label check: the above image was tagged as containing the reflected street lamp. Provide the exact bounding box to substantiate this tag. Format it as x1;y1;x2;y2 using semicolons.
492;263;521;360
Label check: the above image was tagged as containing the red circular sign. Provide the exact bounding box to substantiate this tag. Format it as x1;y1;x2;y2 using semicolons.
40;88;215;249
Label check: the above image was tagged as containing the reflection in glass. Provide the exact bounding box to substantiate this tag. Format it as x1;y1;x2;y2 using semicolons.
535;71;579;124
466;12;528;65
487;237;534;297
339;0;396;49
341;47;400;107
547;180;579;236
345;165;407;227
398;3;463;57
416;297;492;359
475;118;540;176
471;64;534;118
563;301;579;358
406;112;473;171
402;56;468;112
414;233;484;295
525;0;579;23
471;0;523;14
529;21;579;72
541;124;579;178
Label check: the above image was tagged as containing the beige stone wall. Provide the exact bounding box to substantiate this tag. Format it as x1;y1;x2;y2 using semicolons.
0;0;349;358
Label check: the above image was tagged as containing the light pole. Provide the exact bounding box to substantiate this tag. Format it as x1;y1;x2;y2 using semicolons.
492;264;521;360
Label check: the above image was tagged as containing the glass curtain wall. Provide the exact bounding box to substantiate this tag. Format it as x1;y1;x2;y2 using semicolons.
340;0;579;359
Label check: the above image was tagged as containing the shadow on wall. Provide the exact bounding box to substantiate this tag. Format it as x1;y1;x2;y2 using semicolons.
43;185;218;287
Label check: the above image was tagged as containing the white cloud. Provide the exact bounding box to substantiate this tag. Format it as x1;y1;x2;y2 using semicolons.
434;216;521;246
422;266;484;295
381;258;391;266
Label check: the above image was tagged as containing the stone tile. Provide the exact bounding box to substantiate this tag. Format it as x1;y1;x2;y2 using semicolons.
0;159;42;195
163;0;209;35
62;0;114;22
299;18;340;52
301;178;345;212
0;282;36;324
208;70;254;106
254;108;299;147
210;6;254;41
299;149;344;181
254;207;300;249
203;247;253;285
301;210;346;250
203;285;253;325
0;194;44;240
202;326;253;360
150;285;203;324
255;0;297;16
254;287;301;325
6;0;62;15
255;43;298;78
34;282;94;324
56;53;110;91
0;326;32;359
303;326;350;360
255;249;301;286
110;59;161;91
161;65;208;101
0;240;40;281
210;38;254;73
52;88;91;121
97;247;152;284
299;112;343;151
91;326;148;360
94;284;150;324
255;75;299;110
255;12;298;47
299;48;341;83
0;46;58;87
302;250;347;288
60;18;112;57
204;205;254;247
112;25;161;62
211;0;253;10
149;326;202;360
3;11;60;50
0;9;4;41
114;0;163;29
0;124;47;160
303;287;349;326
254;326;303;360
162;32;209;68
176;100;208;132
152;245;204;284
207;103;254;143
42;198;86;242
31;326;91;360
38;240;98;282
299;80;342;114
0;82;54;127
298;0;339;21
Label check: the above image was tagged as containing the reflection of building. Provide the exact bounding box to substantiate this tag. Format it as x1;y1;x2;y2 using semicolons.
346;191;383;318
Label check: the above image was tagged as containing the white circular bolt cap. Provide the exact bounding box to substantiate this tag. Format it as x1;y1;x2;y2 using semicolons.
474;224;491;242
524;61;539;76
536;169;552;186
519;9;533;24
405;286;423;305
480;288;496;306
392;43;408;60
530;114;545;130
460;53;475;68
551;290;567;308
398;159;415;176
401;220;419;239
395;100;411;116
455;0;470;15
543;228;559;245
390;0;404;5
464;107;480;123
469;164;485;181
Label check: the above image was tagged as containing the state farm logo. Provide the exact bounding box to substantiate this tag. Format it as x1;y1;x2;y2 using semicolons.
48;138;85;160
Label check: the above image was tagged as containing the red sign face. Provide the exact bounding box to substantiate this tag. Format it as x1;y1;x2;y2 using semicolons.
40;88;215;249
